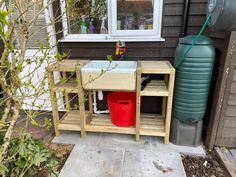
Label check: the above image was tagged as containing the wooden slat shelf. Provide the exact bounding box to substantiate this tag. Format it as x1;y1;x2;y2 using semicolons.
140;114;165;136
58;110;81;131
48;60;89;72
141;80;169;96
86;114;136;134
53;78;78;93
141;61;174;74
85;113;165;136
58;110;90;131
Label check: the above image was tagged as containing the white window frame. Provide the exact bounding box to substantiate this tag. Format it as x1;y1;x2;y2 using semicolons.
59;0;164;42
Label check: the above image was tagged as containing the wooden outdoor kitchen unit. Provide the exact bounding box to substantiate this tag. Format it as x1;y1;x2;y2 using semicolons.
48;60;175;144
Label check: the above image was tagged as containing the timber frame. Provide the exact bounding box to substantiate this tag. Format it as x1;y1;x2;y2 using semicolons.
48;60;175;144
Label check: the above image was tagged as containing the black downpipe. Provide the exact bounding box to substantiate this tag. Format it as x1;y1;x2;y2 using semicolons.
180;0;191;37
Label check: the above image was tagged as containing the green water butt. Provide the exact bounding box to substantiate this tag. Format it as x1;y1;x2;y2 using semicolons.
173;35;215;122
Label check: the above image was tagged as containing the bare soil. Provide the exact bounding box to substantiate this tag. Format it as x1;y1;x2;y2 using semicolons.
182;150;230;177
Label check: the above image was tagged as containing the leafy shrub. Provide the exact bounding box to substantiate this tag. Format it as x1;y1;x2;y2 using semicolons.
0;133;59;177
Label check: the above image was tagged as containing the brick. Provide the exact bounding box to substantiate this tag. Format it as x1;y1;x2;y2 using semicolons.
228;94;236;105
233;70;236;81
226;106;236;116
231;82;236;93
222;128;236;138
224;117;236;128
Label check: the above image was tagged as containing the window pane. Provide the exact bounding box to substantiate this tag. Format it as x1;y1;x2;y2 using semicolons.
66;0;108;34
117;0;154;30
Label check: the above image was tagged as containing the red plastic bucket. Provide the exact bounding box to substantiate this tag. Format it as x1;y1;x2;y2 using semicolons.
107;92;136;127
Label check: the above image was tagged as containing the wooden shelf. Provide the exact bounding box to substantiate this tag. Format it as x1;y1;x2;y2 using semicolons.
58;110;81;131
53;78;78;93
86;114;136;134
140;114;165;137
86;113;165;137
58;110;89;131
141;61;174;74
141;80;169;96
48;60;89;72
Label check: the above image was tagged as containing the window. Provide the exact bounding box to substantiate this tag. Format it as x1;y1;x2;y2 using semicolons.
60;0;164;42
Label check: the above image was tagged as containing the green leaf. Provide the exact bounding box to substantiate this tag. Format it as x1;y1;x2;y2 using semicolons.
59;77;67;83
44;117;52;129
73;104;79;109
5;61;12;68
15;158;27;169
26;58;31;64
55;53;62;61
31;120;38;126
107;55;113;63
5;31;9;40
18;64;23;72
39;41;44;50
0;163;9;175
32;153;47;166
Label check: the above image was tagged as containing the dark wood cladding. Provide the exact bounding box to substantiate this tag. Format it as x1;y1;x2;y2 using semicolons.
57;0;210;62
212;32;236;147
52;0;63;45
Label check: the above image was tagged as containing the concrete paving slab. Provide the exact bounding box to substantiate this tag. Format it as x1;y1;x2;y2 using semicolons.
150;137;206;156
59;145;125;177
52;131;102;145
99;133;151;150
59;144;186;177
122;149;186;177
52;132;205;156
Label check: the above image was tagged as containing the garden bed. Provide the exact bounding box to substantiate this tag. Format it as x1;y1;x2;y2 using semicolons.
182;150;230;177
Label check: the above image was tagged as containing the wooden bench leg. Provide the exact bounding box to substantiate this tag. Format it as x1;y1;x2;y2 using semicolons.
164;71;175;144
76;68;87;138
136;62;142;141
48;71;60;136
62;72;71;112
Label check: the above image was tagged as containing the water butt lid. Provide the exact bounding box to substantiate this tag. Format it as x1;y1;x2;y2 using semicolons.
179;35;214;45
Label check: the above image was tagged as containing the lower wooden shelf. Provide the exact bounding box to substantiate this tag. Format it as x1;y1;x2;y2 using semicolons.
57;111;165;137
58;110;81;131
86;114;136;134
140;114;165;137
86;113;165;137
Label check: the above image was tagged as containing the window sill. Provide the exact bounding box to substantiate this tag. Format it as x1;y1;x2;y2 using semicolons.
59;35;165;42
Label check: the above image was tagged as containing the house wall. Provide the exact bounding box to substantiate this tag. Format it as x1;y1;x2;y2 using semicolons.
55;0;212;113
57;0;210;61
54;0;236;148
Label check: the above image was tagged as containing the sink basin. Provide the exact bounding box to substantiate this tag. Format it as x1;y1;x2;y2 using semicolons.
81;60;137;90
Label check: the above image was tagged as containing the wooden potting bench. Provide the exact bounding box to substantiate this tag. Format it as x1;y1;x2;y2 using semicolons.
48;60;175;144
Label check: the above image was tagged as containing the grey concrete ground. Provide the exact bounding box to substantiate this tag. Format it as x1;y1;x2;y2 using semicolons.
52;132;206;177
